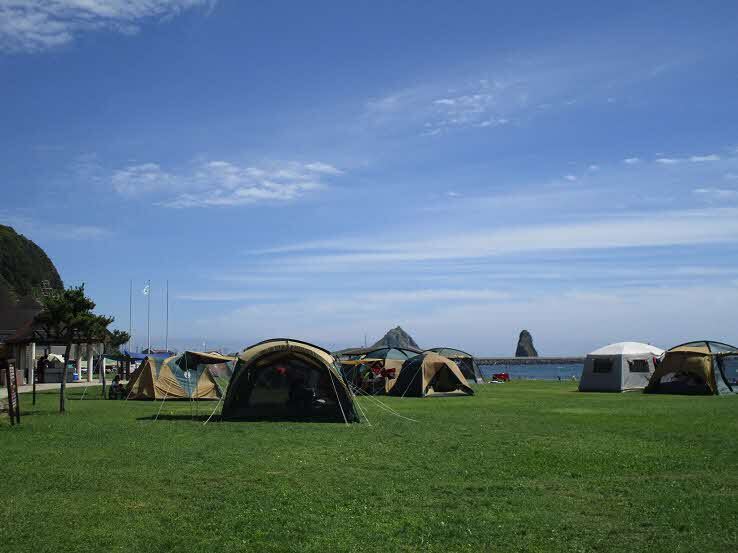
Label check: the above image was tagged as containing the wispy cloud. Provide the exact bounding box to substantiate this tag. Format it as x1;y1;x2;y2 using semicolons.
247;207;738;271
656;154;721;164
2;212;110;240
361;44;687;139
693;188;738;201
0;0;213;53
110;159;342;207
368;78;521;136
112;163;175;196
623;157;641;164
176;291;278;302
178;288;510;304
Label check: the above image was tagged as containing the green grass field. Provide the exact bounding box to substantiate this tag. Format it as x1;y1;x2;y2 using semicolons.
2;382;737;552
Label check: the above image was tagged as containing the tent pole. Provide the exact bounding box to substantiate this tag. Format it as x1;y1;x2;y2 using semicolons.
327;370;349;426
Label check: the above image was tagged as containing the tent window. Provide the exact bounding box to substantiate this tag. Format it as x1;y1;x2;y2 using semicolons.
628;359;650;373
720;356;738;385
657;371;709;394
593;359;613;373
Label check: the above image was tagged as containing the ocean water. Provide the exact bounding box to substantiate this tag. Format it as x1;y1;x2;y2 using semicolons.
479;363;584;381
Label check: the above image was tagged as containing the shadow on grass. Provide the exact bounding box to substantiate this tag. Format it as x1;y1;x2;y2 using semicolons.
136;414;220;422
135;413;353;424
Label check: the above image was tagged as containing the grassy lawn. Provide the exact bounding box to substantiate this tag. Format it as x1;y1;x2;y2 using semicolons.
2;381;737;552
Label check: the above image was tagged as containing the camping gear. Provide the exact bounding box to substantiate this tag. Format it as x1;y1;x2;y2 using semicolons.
425;347;484;383
341;358;402;394
645;341;737;395
340;346;422;393
579;342;664;392
222;339;359;422
125;351;231;400
389;352;474;397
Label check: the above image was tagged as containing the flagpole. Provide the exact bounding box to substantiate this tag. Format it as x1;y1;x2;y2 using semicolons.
128;280;132;352
147;279;151;354
165;280;169;353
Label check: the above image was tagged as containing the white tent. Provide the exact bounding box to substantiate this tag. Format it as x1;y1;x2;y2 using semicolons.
579;342;664;392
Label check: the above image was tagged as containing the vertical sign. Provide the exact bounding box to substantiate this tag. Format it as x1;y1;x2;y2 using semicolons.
4;361;20;425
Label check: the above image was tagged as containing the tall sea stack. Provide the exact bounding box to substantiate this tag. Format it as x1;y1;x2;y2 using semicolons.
515;330;538;357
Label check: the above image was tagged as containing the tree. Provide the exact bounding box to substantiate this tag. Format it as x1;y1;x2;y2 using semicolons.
33;284;114;413
106;330;131;354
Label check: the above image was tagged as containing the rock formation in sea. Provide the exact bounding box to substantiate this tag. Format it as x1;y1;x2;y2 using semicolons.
372;326;420;350
515;330;538;357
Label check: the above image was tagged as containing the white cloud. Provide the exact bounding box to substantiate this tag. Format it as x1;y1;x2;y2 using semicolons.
656;154;720;164
357;289;510;304
176;291;277;301
588;165;600;171
304;162;343;175
623;157;641;164
249;207;738;271
693;188;738;201
366;77;523;136
179;288;509;305
111;163;175;196
564;174;577;181
111;159;341;207
0;1;213;52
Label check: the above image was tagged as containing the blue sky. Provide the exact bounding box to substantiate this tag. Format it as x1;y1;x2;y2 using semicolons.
2;1;738;355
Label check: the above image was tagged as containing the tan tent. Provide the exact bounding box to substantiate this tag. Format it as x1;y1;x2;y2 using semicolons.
125;351;232;400
222;339;359;422
388;352;474;397
645;341;737;395
425;347;484;383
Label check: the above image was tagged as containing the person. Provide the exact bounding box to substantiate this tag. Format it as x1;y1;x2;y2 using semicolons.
36;355;48;384
109;374;123;399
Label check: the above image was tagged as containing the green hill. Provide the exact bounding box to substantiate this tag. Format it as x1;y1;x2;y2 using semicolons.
0;224;63;306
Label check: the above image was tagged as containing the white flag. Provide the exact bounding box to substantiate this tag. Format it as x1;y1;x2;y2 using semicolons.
142;284;150;295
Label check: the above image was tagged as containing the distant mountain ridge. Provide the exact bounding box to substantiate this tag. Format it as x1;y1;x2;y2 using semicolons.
0;224;63;308
372;326;420;350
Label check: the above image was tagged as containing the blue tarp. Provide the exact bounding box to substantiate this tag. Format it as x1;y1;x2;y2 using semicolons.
121;349;171;361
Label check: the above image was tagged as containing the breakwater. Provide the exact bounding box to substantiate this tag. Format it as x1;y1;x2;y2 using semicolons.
477;356;585;365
